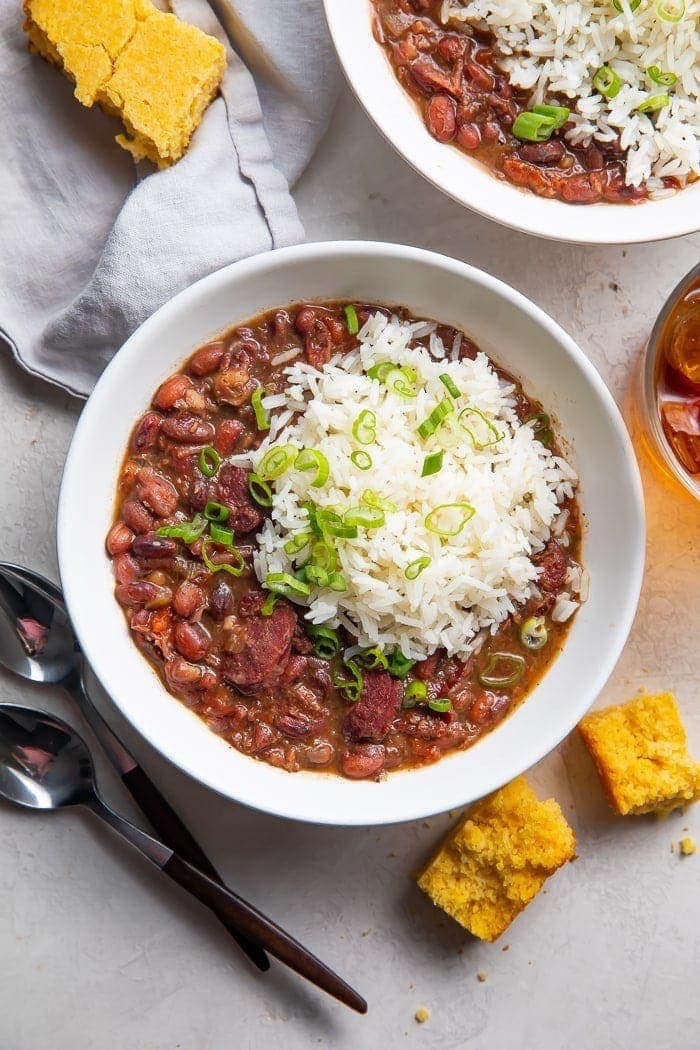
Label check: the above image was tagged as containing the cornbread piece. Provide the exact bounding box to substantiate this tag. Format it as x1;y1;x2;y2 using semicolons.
579;693;700;817
680;836;696;856
415;1006;430;1024
23;0;226;166
417;777;575;942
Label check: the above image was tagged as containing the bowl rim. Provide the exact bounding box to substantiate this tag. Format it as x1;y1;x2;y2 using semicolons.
322;0;700;246
57;241;646;825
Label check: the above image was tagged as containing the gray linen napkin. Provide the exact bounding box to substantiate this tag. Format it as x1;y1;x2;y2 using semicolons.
0;0;341;397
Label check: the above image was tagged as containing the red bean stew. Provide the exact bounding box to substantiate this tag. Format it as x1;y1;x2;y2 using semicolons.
371;0;665;204
107;301;582;780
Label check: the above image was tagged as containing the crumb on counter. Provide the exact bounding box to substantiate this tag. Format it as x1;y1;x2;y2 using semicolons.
415;1006;430;1024
476;971;488;982
578;693;700;816
680;837;696;856
23;0;226;167
416;777;575;942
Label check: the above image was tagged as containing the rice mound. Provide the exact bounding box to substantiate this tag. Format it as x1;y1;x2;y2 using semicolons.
441;0;699;194
234;312;579;660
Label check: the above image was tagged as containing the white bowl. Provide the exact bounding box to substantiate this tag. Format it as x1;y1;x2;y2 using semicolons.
322;0;700;245
58;242;645;825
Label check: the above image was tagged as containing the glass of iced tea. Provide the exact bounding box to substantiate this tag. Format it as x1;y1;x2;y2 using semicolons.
637;263;700;502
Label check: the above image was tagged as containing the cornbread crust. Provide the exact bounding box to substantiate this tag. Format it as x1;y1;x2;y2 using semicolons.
23;0;226;167
417;777;575;942
579;693;700;817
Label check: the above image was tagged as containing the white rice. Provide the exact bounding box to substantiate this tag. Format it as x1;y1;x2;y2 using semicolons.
441;0;699;192
234;312;580;660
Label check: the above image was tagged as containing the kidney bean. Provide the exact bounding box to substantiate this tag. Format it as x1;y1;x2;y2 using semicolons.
294;307;317;335
464;60;494;92
116;581;170;608
304;321;332;370
113;553;141;585
456;122;481;150
585;144;605;171
121;500;154;535
173;580;204;618
165;655;205;688
131;533;178;560
468;691;510;726
208;578;234;621
411;60;458;98
173;621;210;661
340;745;385;780
426;94;456;142
160;415;216;443
482;121;506;144
213;369;253;407
274;711;315;738
106;522;134;556
153;374;192;410
519;140;566;166
437;35;464;64
214;418;246;455
189;341;226;376
306;742;334;766
326;316;346;344
130;412;162;454
135;467;179;516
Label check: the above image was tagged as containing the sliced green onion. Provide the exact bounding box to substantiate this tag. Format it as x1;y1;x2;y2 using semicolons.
265;572;310;599
612;0;641;10
156;514;207;544
424;502;475;537
199;446;221;478
260;592;278;617
533;103;570;128
405;556;431;580
302;500;323;537
203;501;229;523
310;540;337;572
333;660;363;702
439;373;460;398
296;448;329;488
258;444;298;480
384;367;417;399
428;697;452;714
520;616;549;651
646;65;677;87
302;564;329;587
202;539;245;577
527;412;552;446
284;531;313;557
638;93;670;113
512;111;556;142
209;524;234;547
248;473;273;508
251;386;270;431
656;0;685;19
593;64;622;99
306;624;341;659
350;449;373;471
458;407;503;450
421;450;444;477
403;680;427;708
317;508;358;539
352;409;377;445
417;397;454;440
361;490;397;512
437;416;461;448
344;304;359;335
355;646;389;671
366;362;395;382
478;652;525;689
386;649;415;680
344;506;385;530
328;572;347;592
